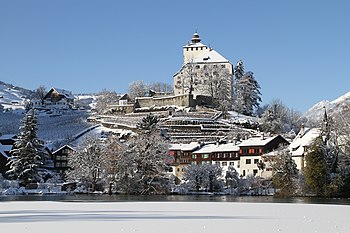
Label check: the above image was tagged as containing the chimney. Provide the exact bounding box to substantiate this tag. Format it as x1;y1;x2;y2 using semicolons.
261;132;265;140
300;124;305;137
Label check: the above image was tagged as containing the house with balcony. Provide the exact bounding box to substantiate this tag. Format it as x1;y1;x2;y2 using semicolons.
238;135;289;178
52;145;74;174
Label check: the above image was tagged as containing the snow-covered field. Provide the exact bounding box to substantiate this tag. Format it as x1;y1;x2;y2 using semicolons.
0;201;349;233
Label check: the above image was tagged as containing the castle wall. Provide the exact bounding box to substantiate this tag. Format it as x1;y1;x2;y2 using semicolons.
136;94;195;108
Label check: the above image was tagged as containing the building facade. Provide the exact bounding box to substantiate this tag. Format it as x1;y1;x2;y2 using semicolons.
173;33;233;102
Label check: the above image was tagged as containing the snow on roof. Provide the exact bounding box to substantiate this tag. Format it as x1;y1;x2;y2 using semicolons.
0;144;12;158
51;88;75;99
52;144;75;154
170;142;200;151
192;49;229;64
289;128;320;156
238;135;280;147
193;143;239;154
0;134;16;140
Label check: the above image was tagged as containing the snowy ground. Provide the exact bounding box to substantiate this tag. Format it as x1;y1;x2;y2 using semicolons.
0;201;349;233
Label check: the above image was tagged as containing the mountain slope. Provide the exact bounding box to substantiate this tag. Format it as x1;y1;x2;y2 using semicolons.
304;91;350;124
0;81;34;110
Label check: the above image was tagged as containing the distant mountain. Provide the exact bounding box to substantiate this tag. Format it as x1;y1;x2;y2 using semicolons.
0;81;34;110
304;91;350;125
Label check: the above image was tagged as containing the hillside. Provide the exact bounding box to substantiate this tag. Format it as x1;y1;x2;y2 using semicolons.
304;91;350;125
0;81;33;110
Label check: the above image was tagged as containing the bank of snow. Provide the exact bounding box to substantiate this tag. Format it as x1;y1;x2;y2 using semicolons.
0;201;349;233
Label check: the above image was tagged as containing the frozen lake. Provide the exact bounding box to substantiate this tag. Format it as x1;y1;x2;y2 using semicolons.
0;201;349;233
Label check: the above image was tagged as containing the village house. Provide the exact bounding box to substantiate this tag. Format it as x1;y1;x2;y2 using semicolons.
107;94;134;114
31;87;75;110
238;135;289;178
289;126;321;170
169;142;201;180
192;142;240;177
52;145;74;174
0;134;16;176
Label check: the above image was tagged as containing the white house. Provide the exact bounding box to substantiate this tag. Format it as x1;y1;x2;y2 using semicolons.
289;126;321;170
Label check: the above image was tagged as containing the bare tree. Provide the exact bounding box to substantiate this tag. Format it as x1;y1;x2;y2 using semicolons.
34;85;47;105
66;135;107;192
128;80;148;100
94;89;119;114
174;61;197;95
149;81;173;94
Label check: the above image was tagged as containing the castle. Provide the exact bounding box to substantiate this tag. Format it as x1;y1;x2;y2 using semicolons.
173;32;234;101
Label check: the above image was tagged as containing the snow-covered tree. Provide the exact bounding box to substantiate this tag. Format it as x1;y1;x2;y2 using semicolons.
94;89;119;114
234;60;244;80
110;115;171;194
233;67;262;116
261;99;305;135
6;109;47;186
66;135;107;192
128;80;148;100
175;61;197;95
136;114;159;132
183;163;223;192
225;165;239;192
271;148;299;196
200;64;233;113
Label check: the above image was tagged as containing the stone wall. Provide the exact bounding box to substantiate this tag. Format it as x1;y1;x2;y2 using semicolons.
136;94;195;108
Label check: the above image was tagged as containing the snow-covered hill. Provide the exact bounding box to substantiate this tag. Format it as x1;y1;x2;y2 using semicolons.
0;81;33;111
304;91;350;124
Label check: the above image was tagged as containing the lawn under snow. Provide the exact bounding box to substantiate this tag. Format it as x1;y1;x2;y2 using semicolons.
0;201;349;233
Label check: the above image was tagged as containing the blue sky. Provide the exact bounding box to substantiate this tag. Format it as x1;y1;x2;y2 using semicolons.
1;0;350;113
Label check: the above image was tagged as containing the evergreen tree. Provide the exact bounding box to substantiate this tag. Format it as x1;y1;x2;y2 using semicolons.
6;109;46;186
233;71;262;116
234;60;244;80
136;114;159;132
272;148;299;196
304;137;328;196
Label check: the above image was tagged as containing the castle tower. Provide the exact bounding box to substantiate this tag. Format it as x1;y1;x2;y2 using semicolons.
183;32;209;64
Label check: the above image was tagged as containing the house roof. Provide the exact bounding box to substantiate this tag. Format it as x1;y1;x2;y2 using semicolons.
193;143;239;154
238;135;283;147
170;142;201;151
0;134;16;140
0;144;12;159
192;49;230;64
289;128;320;156
46;88;75;100
53;144;75;155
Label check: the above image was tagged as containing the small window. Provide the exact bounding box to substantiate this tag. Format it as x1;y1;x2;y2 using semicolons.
222;162;227;166
253;169;258;176
56;155;61;160
246;159;251;164
202;154;209;159
254;159;259;164
191;154;197;159
177;168;180;172
229;162;234;166
221;65;226;68
216;161;220;165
